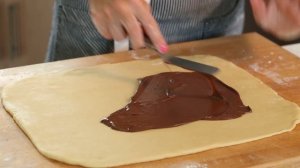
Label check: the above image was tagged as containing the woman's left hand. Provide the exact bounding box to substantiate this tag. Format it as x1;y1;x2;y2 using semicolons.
250;0;300;40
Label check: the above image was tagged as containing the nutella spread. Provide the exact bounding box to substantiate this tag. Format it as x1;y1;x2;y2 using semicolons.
101;72;251;132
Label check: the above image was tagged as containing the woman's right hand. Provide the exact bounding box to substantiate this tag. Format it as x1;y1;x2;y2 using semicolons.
89;0;168;53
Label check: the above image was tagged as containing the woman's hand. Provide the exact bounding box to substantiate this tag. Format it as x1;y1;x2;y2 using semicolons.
88;0;168;52
250;0;300;40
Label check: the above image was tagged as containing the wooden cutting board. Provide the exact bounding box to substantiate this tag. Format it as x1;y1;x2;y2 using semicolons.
1;33;300;168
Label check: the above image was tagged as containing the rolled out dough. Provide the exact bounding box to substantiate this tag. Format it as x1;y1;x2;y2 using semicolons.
2;55;300;167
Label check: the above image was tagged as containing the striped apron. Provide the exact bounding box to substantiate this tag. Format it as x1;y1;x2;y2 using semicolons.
46;0;245;61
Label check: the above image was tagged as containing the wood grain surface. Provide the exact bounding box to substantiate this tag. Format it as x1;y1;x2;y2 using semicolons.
1;33;300;168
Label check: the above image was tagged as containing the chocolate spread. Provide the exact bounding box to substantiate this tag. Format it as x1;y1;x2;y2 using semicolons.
101;72;251;132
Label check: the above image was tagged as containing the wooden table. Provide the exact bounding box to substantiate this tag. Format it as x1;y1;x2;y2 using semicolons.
1;33;300;168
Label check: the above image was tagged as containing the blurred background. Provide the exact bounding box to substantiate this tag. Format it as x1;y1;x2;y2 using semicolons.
0;0;52;69
0;0;299;69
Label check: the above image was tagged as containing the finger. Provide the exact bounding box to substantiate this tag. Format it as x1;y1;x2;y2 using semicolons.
250;0;268;28
90;13;113;40
109;21;127;41
109;0;144;49
134;2;168;53
98;24;113;40
139;14;168;53
120;13;144;49
103;6;127;41
88;0;112;39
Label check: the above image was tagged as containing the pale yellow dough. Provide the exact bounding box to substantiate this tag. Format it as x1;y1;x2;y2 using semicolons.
2;55;300;167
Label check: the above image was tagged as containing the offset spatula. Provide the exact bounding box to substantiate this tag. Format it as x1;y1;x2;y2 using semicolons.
144;39;219;75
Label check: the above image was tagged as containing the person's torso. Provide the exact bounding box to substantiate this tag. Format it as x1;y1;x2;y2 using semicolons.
48;0;244;61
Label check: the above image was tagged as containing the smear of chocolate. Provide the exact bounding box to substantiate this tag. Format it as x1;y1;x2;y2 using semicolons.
101;72;251;132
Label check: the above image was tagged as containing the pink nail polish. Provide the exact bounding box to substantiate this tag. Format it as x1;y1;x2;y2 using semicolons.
159;44;169;54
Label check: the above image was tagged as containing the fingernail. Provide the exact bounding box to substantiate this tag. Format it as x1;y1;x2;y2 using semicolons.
159;44;169;54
